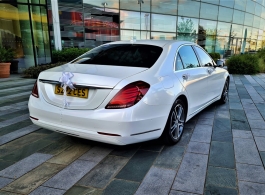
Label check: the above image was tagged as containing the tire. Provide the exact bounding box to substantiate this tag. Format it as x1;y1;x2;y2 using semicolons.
218;78;229;104
161;99;186;145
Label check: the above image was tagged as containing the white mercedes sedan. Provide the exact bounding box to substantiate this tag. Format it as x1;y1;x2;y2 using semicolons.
28;40;229;145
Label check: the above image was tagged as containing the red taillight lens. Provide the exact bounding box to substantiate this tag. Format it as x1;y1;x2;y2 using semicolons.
106;81;150;109
31;81;39;98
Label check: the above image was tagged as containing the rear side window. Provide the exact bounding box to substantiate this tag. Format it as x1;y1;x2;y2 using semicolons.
71;44;163;68
178;45;200;69
175;54;184;71
193;46;214;67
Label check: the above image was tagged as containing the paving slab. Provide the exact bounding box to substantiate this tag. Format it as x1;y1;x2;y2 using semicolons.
172;153;208;194
154;145;185;169
0;153;52;179
135;166;176;195
169;191;198;195
248;119;265;129
236;163;265;183
204;185;238;195
0;177;13;188
190;125;212;143
186;141;209;155
209;141;235;169
233;138;262;165
0;114;29;128
65;186;102;195
254;136;265;151
206;166;237;189
252;129;265;137
238;181;265;195
232;129;253;139
29;186;65;195
78;155;128;189
115;150;158;182
102;179;139;195
42;159;98;190
2;163;64;194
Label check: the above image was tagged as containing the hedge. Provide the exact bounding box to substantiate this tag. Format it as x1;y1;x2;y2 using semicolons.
227;54;259;74
52;48;89;63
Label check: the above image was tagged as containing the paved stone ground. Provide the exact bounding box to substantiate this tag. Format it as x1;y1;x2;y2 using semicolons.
0;74;265;195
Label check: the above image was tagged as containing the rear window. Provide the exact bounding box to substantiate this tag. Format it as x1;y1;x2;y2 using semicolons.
71;44;163;68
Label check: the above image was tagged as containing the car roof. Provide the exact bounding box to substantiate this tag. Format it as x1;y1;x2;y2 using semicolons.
108;40;195;48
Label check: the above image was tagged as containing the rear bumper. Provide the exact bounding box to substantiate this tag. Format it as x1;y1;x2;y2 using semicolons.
28;95;169;145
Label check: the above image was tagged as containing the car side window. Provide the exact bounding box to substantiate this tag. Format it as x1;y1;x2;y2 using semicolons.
175;54;184;71
178;45;200;69
194;46;214;67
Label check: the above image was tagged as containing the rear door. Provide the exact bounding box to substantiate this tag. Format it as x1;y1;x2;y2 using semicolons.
193;46;224;100
174;45;210;116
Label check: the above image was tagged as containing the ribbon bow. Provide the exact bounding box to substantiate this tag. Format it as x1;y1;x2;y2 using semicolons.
59;72;75;108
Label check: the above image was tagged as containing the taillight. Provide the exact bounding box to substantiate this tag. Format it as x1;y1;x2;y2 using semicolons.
31;81;39;98
106;81;150;109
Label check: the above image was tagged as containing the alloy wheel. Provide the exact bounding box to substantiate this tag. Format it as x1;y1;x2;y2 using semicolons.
170;104;185;140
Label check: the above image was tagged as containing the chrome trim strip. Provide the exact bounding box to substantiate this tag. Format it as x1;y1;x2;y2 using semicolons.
131;129;161;136
39;79;113;89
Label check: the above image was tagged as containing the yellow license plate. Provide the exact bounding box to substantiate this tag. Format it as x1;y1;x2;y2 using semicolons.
55;85;88;99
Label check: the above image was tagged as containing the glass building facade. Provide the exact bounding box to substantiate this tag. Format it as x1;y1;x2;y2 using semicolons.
1;0;265;69
0;0;51;72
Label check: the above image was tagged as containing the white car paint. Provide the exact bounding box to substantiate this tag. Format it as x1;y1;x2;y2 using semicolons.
28;40;229;145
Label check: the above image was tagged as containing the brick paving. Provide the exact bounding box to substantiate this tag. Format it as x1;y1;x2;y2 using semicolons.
0;74;265;195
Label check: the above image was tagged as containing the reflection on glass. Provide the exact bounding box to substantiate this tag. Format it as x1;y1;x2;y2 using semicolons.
58;6;84;48
262;7;265;19
200;3;218;20
260;19;265;30
218;7;233;23
253;16;260;29
233;10;245;24
252;28;259;39
243;26;252;39
151;0;177;15
215;36;229;55
120;10;140;30
58;0;82;7
151;32;176;40
217;22;231;36
0;4;35;71
219;0;234;8
177;17;198;42
201;0;219;4
255;2;262;17
244;13;254;27
120;30;140;40
246;0;255;14
120;0;150;12
234;0;246;11
31;5;51;65
83;7;119;47
199;19;217;53
151;14;176;32
232;24;243;37
83;0;119;9
178;0;200;18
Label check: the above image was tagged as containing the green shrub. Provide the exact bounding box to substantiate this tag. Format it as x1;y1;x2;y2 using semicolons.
258;58;265;73
52;48;89;63
23;62;66;78
227;54;259;74
0;47;15;63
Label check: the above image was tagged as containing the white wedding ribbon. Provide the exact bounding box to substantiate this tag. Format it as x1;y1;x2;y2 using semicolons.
59;72;75;108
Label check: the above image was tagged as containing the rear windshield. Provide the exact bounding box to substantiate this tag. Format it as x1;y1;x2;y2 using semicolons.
71;44;163;68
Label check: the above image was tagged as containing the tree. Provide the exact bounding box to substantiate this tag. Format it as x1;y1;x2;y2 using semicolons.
177;18;197;42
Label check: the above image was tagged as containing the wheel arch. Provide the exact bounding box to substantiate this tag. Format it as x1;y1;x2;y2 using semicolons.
176;94;188;122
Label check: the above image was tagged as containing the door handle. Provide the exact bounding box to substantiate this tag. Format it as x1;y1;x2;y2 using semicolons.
207;68;213;74
182;74;189;80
